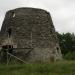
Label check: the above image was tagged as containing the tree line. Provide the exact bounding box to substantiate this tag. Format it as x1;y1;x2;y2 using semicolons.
57;32;75;60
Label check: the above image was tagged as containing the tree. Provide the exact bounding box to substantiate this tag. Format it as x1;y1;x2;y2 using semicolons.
57;32;75;55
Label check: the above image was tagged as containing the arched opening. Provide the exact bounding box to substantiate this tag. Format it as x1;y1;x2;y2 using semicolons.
56;47;60;53
7;28;12;38
11;12;15;18
12;13;15;18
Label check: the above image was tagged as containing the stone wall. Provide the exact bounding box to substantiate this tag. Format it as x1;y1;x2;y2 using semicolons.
0;7;62;63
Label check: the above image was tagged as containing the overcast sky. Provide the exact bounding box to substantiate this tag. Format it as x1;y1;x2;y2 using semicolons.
0;0;75;33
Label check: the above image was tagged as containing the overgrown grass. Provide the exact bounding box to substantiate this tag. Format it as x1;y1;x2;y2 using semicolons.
0;61;75;75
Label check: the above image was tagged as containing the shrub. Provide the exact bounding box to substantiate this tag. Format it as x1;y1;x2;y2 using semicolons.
64;52;75;60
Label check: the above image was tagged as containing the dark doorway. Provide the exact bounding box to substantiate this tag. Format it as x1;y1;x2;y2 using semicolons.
1;45;13;63
7;28;12;38
2;45;13;53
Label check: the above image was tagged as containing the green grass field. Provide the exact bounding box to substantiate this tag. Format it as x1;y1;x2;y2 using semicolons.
0;61;75;75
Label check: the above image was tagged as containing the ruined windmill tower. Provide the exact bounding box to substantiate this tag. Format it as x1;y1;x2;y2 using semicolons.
0;7;62;63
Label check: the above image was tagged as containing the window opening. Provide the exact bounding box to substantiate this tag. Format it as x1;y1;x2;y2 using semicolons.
56;47;60;53
12;13;15;18
7;28;12;38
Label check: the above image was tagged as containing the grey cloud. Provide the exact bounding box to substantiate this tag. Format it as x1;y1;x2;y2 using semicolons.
0;0;75;33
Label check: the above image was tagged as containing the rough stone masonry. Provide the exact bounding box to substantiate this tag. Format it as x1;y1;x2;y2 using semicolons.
0;7;62;63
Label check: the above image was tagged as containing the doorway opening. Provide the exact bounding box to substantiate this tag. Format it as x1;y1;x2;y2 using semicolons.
1;45;13;63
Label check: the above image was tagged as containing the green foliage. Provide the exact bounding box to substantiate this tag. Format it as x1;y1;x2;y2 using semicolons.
57;32;75;55
64;52;75;60
0;62;75;75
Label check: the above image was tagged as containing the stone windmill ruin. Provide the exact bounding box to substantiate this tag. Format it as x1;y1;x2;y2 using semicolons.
0;7;62;63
